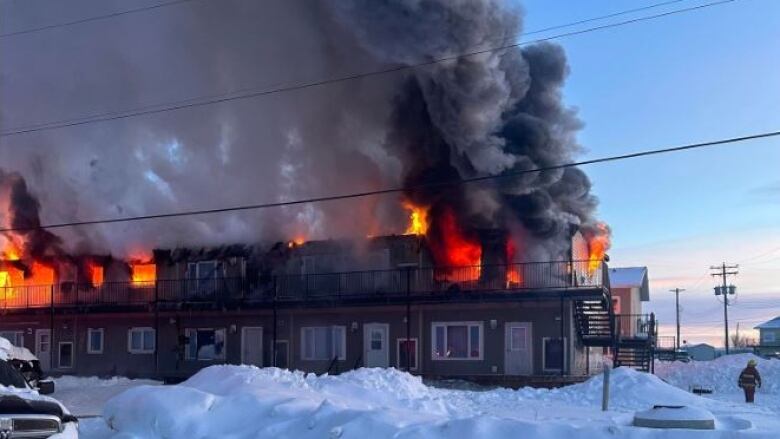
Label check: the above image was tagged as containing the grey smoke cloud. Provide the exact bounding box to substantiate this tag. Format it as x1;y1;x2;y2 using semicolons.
0;0;606;261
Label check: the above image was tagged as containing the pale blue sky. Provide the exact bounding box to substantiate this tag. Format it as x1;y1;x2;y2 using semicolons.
521;0;780;345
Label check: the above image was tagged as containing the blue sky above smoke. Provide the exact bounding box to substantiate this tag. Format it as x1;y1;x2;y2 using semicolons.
522;0;780;345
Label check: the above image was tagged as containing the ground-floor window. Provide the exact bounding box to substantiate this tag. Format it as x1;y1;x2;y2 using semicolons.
543;337;567;372
397;338;418;370
186;328;227;360
58;342;73;368
128;327;155;354
763;332;776;343
87;328;104;354
431;322;483;360
0;331;24;347
301;326;345;361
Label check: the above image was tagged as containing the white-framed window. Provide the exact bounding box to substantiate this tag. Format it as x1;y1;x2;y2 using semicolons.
87;328;104;354
542;337;567;372
128;327;155;354
301;326;346;361
431;322;483;360
397;338;418;370
58;342;73;369
763;331;776;343
0;331;24;347
185;328;227;360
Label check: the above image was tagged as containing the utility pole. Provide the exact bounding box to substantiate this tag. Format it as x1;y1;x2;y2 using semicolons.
669;288;685;351
710;263;738;354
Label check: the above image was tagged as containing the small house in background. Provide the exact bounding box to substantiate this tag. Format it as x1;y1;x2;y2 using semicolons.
684;343;716;361
755;317;780;358
608;267;650;338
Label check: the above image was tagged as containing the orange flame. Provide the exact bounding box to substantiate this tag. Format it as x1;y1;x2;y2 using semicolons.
287;237;306;248
1;240;22;261
28;261;55;286
131;263;156;285
403;201;429;236
88;262;104;287
506;238;522;286
587;223;611;274
432;209;481;281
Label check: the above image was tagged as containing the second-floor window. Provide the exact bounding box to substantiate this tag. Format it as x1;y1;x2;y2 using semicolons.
187;261;222;293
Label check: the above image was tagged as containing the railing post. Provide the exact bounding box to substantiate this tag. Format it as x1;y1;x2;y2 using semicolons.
154;279;159;376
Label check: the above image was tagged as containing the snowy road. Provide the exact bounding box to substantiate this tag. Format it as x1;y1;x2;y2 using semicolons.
52;354;780;438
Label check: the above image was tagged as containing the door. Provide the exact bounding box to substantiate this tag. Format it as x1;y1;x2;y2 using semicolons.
35;329;51;371
274;340;289;369
363;323;389;367
241;327;263;367
504;322;532;375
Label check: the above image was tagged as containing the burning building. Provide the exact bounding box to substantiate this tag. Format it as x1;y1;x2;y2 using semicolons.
0;0;657;380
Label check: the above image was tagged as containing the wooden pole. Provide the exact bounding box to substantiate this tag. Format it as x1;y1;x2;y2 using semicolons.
602;365;610;411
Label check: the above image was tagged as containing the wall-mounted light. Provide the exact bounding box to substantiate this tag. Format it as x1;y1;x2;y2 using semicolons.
351;322;359;332
230;324;237;334
489;320;498;330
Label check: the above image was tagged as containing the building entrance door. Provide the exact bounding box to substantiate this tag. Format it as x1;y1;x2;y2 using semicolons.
363;323;389;367
241;327;263;366
35;329;51;371
504;322;532;375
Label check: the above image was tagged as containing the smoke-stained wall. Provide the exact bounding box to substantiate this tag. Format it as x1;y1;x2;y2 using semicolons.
0;0;607;262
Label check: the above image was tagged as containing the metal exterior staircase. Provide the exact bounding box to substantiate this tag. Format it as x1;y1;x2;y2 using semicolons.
573;297;615;347
613;314;657;373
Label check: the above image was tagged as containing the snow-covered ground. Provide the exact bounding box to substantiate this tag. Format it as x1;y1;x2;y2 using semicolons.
55;355;780;438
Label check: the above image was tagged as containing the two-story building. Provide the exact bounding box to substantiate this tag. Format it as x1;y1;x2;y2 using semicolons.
0;232;652;385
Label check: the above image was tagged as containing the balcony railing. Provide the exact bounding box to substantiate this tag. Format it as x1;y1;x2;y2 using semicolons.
0;260;608;310
615;313;657;340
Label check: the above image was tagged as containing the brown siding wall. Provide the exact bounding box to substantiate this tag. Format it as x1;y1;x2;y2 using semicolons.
0;299;589;380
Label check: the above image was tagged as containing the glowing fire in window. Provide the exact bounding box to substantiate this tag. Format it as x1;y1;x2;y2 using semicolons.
431;209;481;281
403;201;429;236
28;262;55;286
88;263;104;287
505;239;522;286
131;263;156;285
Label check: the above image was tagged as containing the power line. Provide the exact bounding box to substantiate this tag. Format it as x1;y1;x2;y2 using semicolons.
0;129;776;234
0;0;736;138
0;0;198;39
522;0;688;36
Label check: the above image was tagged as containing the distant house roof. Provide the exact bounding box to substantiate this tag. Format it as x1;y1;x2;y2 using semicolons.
755;317;780;329
609;267;650;301
685;343;715;350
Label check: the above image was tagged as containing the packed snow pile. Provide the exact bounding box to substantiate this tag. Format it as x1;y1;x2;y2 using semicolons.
0;336;37;361
95;365;777;439
656;354;780;394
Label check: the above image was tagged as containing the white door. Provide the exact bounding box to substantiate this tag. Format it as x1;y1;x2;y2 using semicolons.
505;322;532;375
35;329;51;371
241;327;263;366
363;323;389;367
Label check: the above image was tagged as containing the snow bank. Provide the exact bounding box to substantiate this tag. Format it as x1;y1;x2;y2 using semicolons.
0;336;36;362
98;365;777;439
656;354;780;394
